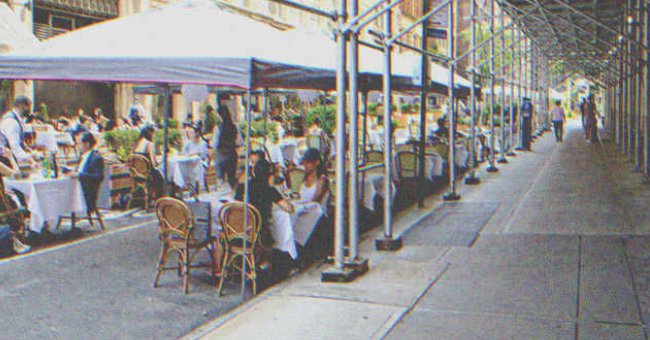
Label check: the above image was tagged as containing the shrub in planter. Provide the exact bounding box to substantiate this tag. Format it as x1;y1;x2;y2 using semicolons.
305;105;335;134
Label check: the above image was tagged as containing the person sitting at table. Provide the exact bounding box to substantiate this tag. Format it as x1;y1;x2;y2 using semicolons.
133;126;163;199
234;158;295;277
182;125;209;164
92;108;109;132
298;148;329;205
294;148;331;264
66;132;104;220
307;117;323;136
0;96;37;168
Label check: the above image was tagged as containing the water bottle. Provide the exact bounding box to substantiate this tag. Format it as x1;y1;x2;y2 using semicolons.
42;157;51;178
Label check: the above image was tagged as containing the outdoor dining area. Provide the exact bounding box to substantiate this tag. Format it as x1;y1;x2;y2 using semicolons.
0;1;530;293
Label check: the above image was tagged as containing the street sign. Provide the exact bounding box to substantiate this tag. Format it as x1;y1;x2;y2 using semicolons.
426;27;447;39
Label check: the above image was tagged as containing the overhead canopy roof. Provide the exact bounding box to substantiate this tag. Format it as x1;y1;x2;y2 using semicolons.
0;1;475;96
0;3;39;54
499;0;623;87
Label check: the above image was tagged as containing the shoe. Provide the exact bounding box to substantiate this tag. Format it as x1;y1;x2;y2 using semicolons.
13;237;31;254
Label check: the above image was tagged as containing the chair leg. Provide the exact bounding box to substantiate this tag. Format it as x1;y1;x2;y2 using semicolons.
55;216;62;231
208;243;216;278
248;254;257;295
183;248;191;295
153;243;168;288
217;249;229;296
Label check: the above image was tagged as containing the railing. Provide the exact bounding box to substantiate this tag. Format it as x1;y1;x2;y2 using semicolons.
33;23;70;40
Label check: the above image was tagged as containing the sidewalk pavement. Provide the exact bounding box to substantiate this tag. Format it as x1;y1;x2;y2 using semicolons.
186;122;650;340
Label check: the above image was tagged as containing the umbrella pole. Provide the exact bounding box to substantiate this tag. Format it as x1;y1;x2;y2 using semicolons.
418;0;429;207
263;89;269;145
443;0;461;201
241;90;253;299
465;0;480;184
162;84;171;196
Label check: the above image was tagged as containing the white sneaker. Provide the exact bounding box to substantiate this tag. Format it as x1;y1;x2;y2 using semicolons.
13;237;31;254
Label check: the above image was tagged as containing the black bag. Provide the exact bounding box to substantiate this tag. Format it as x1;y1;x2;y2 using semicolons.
0;226;14;258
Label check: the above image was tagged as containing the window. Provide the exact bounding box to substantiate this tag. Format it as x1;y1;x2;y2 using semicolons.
49;15;74;31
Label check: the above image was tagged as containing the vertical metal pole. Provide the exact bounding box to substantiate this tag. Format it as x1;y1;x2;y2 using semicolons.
418;0;430;205
240;90;252;299
376;0;402;250
262;89;269;145
362;92;368;160
333;0;347;271
636;0;644;169
162;84;171;196
497;10;508;164
465;0;480;184
619;47;624;149
646;4;650;177
508;24;516;156
486;0;498;172
530;47;535;135
517;30;523;150
347;0;361;264
444;0;461;200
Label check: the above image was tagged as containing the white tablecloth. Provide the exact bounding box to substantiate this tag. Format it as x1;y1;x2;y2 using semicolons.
197;189;311;260
6;176;86;232
161;155;204;189
368;130;384;149
425;153;444;178
361;173;396;212
56;132;75;146
455;145;469;167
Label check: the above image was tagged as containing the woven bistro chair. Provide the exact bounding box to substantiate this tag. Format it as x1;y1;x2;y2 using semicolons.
128;154;154;211
365;150;383;165
153;197;216;295
217;202;263;296
0;180;28;238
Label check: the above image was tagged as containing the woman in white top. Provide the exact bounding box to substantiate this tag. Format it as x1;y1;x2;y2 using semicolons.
182;125;208;163
299;148;329;204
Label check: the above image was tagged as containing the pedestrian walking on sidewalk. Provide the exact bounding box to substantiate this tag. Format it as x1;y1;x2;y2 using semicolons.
585;94;599;144
550;100;566;142
579;97;587;139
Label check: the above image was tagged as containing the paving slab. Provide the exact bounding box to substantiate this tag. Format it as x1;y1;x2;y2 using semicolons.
445;234;579;268
386;310;575;340
577;322;645;340
279;254;449;308
203;295;406;340
580;237;641;324
416;260;578;321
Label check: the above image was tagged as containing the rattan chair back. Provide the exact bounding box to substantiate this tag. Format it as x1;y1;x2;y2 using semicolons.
396;151;418;179
219;202;262;247
155;197;194;241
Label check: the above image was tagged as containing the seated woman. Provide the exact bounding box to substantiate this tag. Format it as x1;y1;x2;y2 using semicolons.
132;126;164;199
293;148;331;264
182;125;208;163
298;148;329;205
234;158;295;275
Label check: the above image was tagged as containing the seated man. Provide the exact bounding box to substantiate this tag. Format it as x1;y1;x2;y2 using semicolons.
66;132;104;217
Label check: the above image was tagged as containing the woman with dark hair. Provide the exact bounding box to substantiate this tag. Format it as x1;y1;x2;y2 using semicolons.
212;96;241;189
235;158;295;276
133;126;163;197
298;148;329;204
